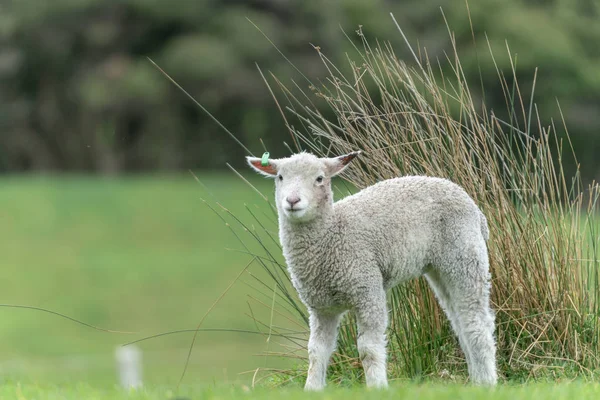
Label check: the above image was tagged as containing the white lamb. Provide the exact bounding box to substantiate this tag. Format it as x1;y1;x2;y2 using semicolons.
247;151;497;390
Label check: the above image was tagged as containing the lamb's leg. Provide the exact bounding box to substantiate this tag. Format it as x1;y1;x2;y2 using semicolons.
304;309;342;391
355;289;388;389
442;246;497;385
452;289;497;385
425;270;474;371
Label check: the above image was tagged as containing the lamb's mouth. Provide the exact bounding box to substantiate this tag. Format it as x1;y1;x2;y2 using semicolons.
285;207;305;214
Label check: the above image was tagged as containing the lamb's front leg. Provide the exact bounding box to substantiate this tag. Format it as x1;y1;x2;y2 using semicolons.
355;288;389;389
304;309;342;391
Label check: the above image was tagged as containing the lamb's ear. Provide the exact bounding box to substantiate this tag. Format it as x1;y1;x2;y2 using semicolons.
324;151;361;177
246;156;278;177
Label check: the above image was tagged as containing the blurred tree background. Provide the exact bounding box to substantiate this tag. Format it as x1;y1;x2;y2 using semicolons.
0;0;598;180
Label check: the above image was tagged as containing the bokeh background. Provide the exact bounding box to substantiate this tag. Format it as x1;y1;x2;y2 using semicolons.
0;0;599;388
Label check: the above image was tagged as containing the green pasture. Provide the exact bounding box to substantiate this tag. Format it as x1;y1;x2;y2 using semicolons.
1;173;599;398
0;173;296;387
2;381;600;400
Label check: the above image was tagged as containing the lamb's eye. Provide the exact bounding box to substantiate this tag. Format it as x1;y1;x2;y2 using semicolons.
316;176;324;183
278;175;283;181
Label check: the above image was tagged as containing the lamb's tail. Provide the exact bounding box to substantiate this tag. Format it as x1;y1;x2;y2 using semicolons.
479;210;490;241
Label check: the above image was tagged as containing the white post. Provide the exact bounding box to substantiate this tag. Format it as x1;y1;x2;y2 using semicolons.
115;345;143;389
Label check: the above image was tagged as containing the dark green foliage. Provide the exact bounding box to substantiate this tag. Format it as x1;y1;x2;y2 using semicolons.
0;1;599;181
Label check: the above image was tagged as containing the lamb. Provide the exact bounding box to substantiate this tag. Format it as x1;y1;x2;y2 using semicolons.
246;151;497;390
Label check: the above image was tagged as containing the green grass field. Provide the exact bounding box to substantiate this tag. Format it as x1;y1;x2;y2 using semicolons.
1;173;599;399
2;381;600;400
0;173;296;387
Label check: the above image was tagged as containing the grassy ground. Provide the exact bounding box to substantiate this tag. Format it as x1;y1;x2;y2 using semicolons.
1;381;600;400
0;173;295;387
1;173;598;397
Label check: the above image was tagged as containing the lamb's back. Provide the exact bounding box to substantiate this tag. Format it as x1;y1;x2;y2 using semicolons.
332;176;482;275
335;176;478;222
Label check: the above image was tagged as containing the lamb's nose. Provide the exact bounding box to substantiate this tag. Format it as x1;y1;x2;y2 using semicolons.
286;196;301;207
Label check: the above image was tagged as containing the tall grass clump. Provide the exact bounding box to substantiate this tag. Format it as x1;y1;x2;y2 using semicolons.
188;14;600;385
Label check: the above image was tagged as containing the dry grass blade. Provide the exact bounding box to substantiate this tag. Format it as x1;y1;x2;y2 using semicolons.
0;304;135;334
177;256;256;389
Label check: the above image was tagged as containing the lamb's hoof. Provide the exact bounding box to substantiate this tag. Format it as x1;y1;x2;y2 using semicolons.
470;376;498;386
304;383;326;392
366;381;389;390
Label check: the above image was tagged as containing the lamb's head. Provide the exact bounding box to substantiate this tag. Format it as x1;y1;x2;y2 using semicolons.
246;151;360;223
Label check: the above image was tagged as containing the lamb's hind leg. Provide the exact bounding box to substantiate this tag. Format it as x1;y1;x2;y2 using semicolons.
440;244;497;385
305;309;342;391
425;269;474;370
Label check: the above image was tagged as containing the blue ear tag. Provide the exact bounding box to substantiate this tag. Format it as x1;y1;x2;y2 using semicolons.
261;152;270;166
